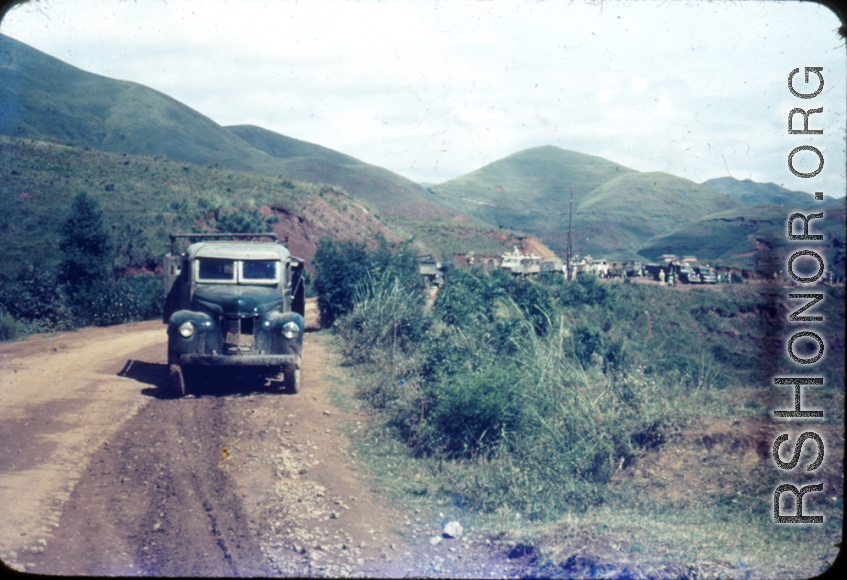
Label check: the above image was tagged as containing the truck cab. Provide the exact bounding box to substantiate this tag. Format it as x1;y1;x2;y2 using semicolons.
162;233;306;397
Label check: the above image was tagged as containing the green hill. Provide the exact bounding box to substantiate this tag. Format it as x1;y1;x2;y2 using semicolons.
0;135;523;277
0;34;268;170
0;135;311;276
430;148;745;261
702;176;838;206
557;172;744;259
429;146;636;232
4;32;840;275
0;34;463;223
224;125;359;165
638;201;846;275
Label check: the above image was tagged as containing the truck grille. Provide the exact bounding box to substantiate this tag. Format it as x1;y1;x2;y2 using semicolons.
219;316;260;355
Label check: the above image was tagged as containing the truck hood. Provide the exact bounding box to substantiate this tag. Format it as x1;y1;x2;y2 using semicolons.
193;285;283;317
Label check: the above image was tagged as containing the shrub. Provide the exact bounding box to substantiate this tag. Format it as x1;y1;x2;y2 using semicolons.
215;207;273;233
88;275;164;326
555;273;618;309
0;310;17;341
432;268;508;329
314;236;422;327
0;265;75;331
508;278;553;336
572;322;605;367
335;272;430;366
428;363;524;458
313;238;370;327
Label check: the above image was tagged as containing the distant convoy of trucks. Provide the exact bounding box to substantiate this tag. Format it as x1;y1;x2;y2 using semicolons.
417;246;721;285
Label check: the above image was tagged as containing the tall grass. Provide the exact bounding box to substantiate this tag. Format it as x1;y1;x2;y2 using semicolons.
432;308;686;519
335;272;692;520
328;263;844;529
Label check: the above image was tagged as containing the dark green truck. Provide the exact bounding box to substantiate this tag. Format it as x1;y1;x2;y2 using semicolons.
162;233;306;397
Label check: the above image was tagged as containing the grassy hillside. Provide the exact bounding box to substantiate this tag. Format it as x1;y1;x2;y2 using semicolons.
0;136;522;278
224;125;360;166
702;176;838;206
639;201;847;275
0;34;465;224
389;219;527;262
328;263;844;578
428;148;752;262
429;145;636;233
552;171;745;260
226;124;466;222
0;34;270;170
3;32;842;275
0;136;374;276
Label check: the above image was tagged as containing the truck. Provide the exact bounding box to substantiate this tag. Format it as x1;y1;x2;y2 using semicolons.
162;232;306;397
695;265;717;284
500;246;542;277
623;261;643;277
418;255;444;286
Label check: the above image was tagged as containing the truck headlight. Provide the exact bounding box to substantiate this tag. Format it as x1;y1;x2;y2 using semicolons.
178;321;196;338
282;321;300;339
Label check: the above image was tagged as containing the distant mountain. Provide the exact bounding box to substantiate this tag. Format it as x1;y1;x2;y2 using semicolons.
3;32;842;275
639;201;846;274
430;147;744;260
429;146;637;234
563;171;744;260
0;34;267;169
0;33;462;222
701;177;837;206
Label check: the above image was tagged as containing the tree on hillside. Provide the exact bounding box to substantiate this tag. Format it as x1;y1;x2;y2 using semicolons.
59;192;113;322
215;208;276;233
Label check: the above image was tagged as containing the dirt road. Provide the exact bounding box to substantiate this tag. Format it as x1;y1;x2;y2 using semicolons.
0;302;521;577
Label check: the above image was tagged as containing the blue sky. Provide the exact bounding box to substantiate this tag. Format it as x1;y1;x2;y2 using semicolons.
2;0;845;197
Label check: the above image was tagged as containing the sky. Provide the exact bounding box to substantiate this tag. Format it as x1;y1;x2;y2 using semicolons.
1;0;846;198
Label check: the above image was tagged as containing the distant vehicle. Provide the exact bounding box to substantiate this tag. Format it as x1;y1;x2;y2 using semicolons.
678;266;701;284
696;266;717;284
540;258;564;273
418;256;444;286
623;261;643;277
162;233;306;397
500;246;542;277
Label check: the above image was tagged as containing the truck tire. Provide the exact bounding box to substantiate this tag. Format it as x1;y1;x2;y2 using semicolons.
168;350;186;398
169;364;186;398
283;365;300;394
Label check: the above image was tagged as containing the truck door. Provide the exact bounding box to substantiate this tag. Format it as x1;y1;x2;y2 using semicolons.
290;258;306;317
162;254;182;323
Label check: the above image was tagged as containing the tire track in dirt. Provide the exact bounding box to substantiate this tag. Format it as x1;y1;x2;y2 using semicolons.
2;303;521;577
0;323;163;573
32;393;268;576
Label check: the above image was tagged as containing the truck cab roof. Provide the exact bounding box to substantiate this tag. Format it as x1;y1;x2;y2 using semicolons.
186;241;291;262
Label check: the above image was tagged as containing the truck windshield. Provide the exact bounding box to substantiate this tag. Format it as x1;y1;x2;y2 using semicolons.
243;260;278;280
198;259;235;281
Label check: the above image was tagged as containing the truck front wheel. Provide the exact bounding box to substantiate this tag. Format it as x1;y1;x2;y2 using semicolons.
168;351;186;398
283;365;300;394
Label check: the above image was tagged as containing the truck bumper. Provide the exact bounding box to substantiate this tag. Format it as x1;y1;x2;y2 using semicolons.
179;354;301;367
